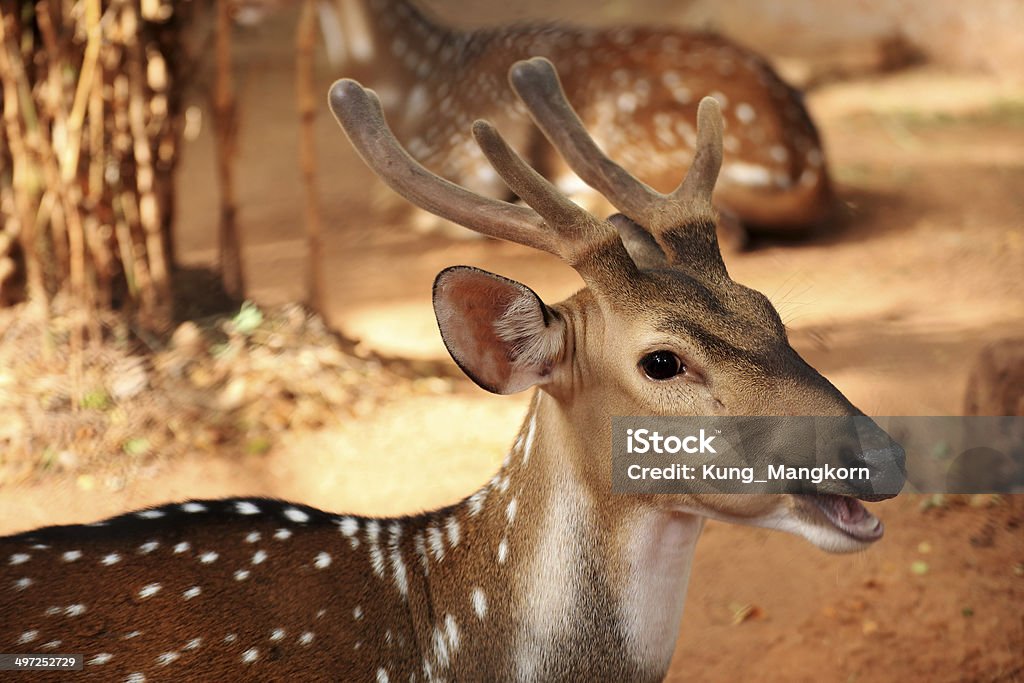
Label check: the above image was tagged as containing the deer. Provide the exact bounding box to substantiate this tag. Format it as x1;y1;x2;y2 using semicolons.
0;58;902;682
233;0;833;242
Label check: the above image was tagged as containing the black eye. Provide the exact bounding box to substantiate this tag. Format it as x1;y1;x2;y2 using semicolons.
640;351;685;380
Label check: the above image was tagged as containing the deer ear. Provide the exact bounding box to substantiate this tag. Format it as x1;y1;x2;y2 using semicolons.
433;266;566;395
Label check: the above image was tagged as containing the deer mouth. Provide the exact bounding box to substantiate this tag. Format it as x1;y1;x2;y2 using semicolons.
804;493;884;542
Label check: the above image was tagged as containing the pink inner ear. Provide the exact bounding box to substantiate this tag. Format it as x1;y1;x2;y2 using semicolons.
450;278;520;389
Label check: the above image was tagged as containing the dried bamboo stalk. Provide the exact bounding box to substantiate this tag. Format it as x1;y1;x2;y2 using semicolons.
0;10;48;314
213;0;244;300
297;0;326;313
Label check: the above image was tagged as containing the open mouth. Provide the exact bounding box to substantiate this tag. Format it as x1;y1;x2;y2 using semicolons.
804;493;884;542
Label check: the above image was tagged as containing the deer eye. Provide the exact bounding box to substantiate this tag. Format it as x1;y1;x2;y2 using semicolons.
639;351;685;380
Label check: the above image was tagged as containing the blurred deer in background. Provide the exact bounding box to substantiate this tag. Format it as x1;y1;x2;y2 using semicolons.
0;59;902;682
283;0;834;243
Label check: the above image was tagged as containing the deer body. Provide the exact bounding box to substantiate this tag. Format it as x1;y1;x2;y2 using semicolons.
328;0;833;233
1;59;902;681
3;396;698;681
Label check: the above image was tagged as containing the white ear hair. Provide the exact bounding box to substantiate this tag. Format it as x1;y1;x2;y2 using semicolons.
494;296;564;374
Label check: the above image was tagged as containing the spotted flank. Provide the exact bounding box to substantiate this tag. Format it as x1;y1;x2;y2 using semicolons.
0;488;512;681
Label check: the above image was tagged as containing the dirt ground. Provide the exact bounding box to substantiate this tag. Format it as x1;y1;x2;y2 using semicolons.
2;5;1024;682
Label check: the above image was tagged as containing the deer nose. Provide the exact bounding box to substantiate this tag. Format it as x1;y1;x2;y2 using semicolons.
849;419;906;501
856;441;906;501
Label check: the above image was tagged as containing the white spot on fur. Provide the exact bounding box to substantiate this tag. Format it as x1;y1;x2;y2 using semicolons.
405;85;429;119
299;632;314;645
199;551;219;564
736;103;756;124
522;411;538;464
245;532;260;544
472;587;487;618
65;603;86;616
181;502;206;513
241;648;259;664
183;586;201;600
138;583;161;599
252;550;267;565
506;498;518;524
314;552;331;569
123;631;142;639
445;516;461;547
770;145;790;163
427;526;445;562
444;614;460;651
284;507;309;523
270;628;285;642
354;605;363;620
9;553;29;565
102;553;122;565
377;668;390;683
14;577;32;590
156;652;179;666
17;630;38;644
235;570;250;581
88;653;113;665
274;528;292;540
62;550;82;562
467;489;487;516
391;544;408;596
431;627;450;668
173;542;190;554
137;510;164;519
338;517;359;537
235;501;260;515
723;162;774;187
138;541;159;554
125;673;145;683
617;92;637;113
184;638;202;651
498;538;508;564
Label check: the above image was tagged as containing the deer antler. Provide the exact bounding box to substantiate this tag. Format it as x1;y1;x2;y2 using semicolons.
328;79;635;284
508;57;725;270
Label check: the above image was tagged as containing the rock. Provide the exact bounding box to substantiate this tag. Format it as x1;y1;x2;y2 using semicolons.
964;339;1024;416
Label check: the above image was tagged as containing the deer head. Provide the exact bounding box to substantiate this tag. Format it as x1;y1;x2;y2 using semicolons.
328;57;904;557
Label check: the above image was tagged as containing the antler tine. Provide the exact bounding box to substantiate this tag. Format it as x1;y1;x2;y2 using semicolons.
471;120;612;257
509;58;727;274
328;79;557;254
508;57;662;225
670;96;723;209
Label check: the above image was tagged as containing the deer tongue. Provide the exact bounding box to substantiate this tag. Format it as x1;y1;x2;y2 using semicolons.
809;493;884;542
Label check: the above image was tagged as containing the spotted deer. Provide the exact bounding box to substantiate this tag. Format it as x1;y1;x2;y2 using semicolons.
0;59;902;682
313;0;833;240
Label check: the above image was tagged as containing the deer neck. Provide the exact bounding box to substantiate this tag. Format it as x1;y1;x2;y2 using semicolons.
329;0;456;108
398;391;703;681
